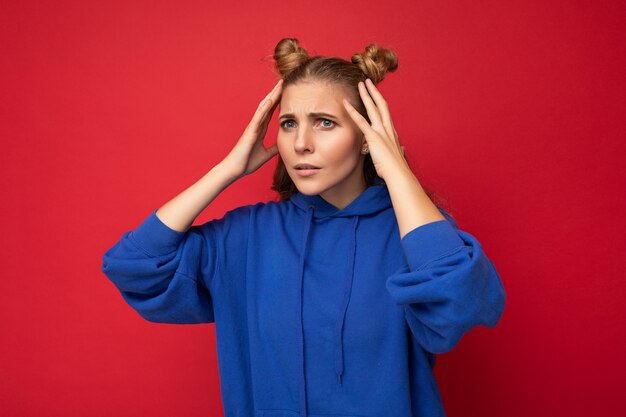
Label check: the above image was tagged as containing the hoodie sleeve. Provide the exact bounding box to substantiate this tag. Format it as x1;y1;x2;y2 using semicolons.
101;207;246;324
385;208;506;354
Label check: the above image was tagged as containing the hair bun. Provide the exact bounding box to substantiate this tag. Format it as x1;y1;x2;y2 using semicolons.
273;38;310;79
351;44;398;84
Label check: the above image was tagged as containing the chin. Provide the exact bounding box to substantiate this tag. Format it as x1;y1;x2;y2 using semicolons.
291;179;326;196
294;185;321;196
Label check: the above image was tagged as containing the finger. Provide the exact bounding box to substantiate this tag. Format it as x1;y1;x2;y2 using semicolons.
357;81;383;128
364;79;399;144
246;98;274;135
257;79;283;111
247;81;283;135
342;97;377;137
257;107;275;140
257;87;283;137
252;101;278;142
259;80;283;125
267;79;284;106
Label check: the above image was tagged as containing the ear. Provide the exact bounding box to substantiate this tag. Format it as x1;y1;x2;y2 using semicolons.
360;136;369;151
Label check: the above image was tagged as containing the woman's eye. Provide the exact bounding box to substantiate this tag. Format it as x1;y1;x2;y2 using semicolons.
280;119;335;129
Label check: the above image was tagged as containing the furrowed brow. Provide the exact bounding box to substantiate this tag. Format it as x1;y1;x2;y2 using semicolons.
278;112;338;120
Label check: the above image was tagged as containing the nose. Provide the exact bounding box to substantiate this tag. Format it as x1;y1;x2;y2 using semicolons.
294;127;314;153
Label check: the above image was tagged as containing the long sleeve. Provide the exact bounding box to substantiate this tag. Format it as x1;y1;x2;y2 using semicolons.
101;208;221;324
385;208;506;354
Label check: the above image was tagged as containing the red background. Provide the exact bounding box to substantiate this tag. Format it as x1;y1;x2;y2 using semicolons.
1;0;624;416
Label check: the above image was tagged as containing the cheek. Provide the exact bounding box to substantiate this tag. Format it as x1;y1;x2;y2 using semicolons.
322;136;359;163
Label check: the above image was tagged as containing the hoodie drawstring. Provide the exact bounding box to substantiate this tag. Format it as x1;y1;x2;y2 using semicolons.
297;206;361;416
297;205;315;417
335;215;359;386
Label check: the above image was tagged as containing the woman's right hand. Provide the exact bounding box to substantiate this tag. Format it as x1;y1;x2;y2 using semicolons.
221;79;284;179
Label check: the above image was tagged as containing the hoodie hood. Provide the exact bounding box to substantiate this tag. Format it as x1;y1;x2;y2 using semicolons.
289;177;392;219
288;178;392;416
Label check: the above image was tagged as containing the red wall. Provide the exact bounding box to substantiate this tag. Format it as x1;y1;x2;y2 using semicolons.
1;0;624;416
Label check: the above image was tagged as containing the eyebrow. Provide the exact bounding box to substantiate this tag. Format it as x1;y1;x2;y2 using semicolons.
278;112;339;120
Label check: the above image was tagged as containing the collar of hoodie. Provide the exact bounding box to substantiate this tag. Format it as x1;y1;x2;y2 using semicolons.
288;177;392;416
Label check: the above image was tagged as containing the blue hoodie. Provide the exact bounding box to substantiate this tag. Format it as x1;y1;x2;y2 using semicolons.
101;178;506;417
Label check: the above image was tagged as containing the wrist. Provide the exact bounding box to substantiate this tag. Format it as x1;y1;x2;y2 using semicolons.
209;160;243;187
214;159;244;181
385;166;417;187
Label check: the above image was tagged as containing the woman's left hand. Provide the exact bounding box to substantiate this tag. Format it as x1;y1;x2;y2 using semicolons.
342;78;410;181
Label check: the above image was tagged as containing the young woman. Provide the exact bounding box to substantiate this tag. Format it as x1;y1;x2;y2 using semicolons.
102;38;506;417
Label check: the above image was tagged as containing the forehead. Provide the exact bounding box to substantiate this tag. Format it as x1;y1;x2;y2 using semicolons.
280;81;347;111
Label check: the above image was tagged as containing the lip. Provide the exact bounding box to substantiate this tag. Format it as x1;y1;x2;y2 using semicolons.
295;163;321;169
294;168;320;177
294;163;321;177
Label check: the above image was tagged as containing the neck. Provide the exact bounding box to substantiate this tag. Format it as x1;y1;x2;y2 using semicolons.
320;177;368;210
